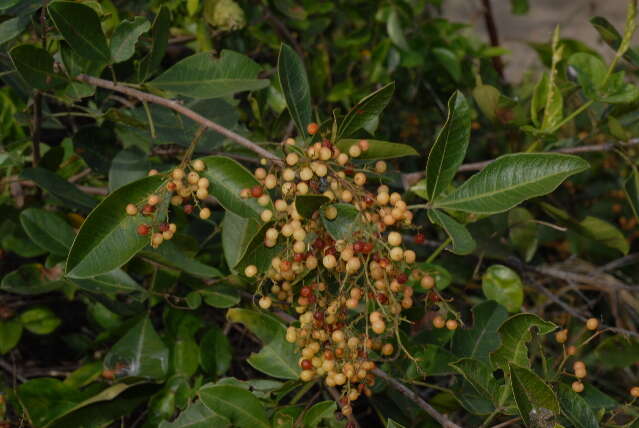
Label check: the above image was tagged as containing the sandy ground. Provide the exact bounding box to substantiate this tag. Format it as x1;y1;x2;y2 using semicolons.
442;0;636;82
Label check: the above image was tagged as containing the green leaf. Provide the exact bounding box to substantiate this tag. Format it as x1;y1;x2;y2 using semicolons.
452;300;509;363
142;240;223;278
71;269;145;295
48;1;110;63
491;313;556;370
108;148;150;192
428;209;476;255
221;212;262;270
149;51;269;99
137;6;170;81
594;336;639;368
21;168;98;212
278;44;312;139
433;47;461;81
473;84;501;121
450;358;501;406
578;216;629;255
335;139;418;160
511;0;529;14
104;317;169;380
425;91;471;201
508;208;538;262
66;175;165;278
160;401;229;428
0;319;22;354
567;53;607;100
9;45;67;90
19;208;75;256
0;14;30;45
171;338;200;377
295;194;329;218
414;262;452;291
387;8;408;50
386;419;407;428
20;306;61;335
199;384;270;428
411;344;457;375
17;378;90;428
200;326;232;376
509;363;560;427
557;384;598;428
482;265;524;313
200;156;272;220
1;264;68;295
227;308;300;379
591;16;639;66
201;285;241;308
303;401;337;428
337;82;395;139
433;153;589;214
110;17;150;63
320;203;359;240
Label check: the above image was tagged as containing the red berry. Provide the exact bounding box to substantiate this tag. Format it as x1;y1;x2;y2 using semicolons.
293;253;305;262
353;241;364;253
339;397;349;405
312;238;325;249
251;185;263;198
325;247;337;256
300;286;313;297
362;242;374;253
308;295;316;304
142;204;155;215
301;359;313;370
158;223;170;232
415;233;425;244
313;311;324;321
377;293;388;304
184;204;194;214
167;182;177;191
344;167;354;176
137;224;150;236
397;273;408;284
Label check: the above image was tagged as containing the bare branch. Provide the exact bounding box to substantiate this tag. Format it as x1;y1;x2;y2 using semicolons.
75;74;281;163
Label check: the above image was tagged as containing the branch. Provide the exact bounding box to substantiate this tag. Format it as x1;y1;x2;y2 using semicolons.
372;368;462;428
480;0;504;79
75;74;281;163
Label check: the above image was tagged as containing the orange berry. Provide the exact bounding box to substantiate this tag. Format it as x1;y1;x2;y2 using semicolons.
307;122;319;135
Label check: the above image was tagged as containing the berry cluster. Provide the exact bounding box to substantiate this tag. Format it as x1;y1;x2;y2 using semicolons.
239;125;455;414
126;159;210;248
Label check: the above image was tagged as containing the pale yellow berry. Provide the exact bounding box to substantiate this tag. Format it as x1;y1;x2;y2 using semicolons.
191;159;205;171
196;188;209;200
324;205;338;220
187;171;199;184
314;163;328;177
323;254;337;269
151;233;164;248
555;329;568;344
286;327;297;343
285;137;296;146
265;174;277;189
354;172;366;186
381;343;394;356
286;153;299;166
341;190;353;203
260;209;273;222
266;228;279;241
572;381;584;393
162;230;173;240
337;153;349;165
125;204;138;215
293;240;306;253
244;265;258;277
282;168;296;181
372;320;386;334
171;195;183;206
446;319;458;330
199;207;211;219
586;318;599;331
258;296;272;309
305;256;318;270
349;145;361;158
257;194;271;206
296;182;309;195
275;199;288;212
332;330;345;342
389;247;403;261
346;257;361;273
420;274;435;289
148;194;160;206
172;168;185;180
300;167;313;181
388;231;402;246
300;370;314;382
197;177;210;189
169;223;177;233
375;160;387;173
319;147;332;161
148;169;159;176
404;250;416;264
433;316;445;328
377;192;390;205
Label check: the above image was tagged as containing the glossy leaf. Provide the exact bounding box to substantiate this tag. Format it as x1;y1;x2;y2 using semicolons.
48;1;110;63
227;308;300;379
9;45;67;90
491;314;556;370
149;51;269;99
200;156;272;220
509;363;559;427
137;6;170;81
21;168;98;212
433;47;461;81
335;139;418;160
295;194;329;218
481;265;524;313
110;17;150;63
508;208;538;262
557;384;598;428
0;319;22;354
104;317;169;380
171;338;200;377
278;44;312;139
578;216;629;255
303;401;337;428
428;209;476;255
20;208;75;256
337;82;394;139
71;269;145;295
142;240;223;278
199;384;270;428
433;154;589;214
66;175;165;278
452;300;509;363
160;401;229;428
221;212;262;270
20;306;61;335
200;326;232;376
426;91;471;201
320;203;359;240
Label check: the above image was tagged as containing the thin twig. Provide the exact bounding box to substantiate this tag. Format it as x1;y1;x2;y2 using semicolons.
0;358;27;383
372;368;462;428
480;0;504;79
32;91;42;166
75;74;281;163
